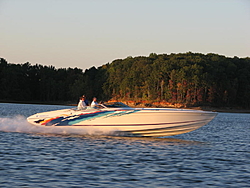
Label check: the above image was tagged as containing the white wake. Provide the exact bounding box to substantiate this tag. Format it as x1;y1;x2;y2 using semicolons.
0;116;117;136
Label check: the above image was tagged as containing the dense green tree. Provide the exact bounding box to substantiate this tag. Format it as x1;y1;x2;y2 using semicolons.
1;53;250;108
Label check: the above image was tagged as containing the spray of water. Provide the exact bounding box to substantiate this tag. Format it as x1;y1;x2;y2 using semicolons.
0;116;118;136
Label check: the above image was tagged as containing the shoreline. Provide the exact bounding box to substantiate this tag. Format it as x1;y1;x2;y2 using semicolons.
1;100;250;113
184;106;250;114
119;100;250;114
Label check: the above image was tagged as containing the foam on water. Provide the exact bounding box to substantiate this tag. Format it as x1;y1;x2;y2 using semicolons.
0;115;118;136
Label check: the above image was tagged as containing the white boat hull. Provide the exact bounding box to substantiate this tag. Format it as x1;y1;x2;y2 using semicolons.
27;107;217;137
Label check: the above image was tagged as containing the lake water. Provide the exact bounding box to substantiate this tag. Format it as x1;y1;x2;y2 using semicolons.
0;103;249;187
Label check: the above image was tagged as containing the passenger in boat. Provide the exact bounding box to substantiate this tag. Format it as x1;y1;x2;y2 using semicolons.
91;97;99;107
77;96;87;110
82;95;89;106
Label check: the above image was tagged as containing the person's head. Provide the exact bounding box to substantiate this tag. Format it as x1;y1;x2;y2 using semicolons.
93;97;97;101
80;95;85;100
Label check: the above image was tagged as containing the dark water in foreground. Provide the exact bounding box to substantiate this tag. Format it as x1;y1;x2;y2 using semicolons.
0;103;249;187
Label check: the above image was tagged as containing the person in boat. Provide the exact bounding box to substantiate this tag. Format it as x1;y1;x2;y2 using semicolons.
82;95;89;106
77;96;87;110
91;97;99;108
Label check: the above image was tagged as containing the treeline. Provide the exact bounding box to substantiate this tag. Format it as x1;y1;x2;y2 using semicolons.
1;52;250;108
0;58;105;103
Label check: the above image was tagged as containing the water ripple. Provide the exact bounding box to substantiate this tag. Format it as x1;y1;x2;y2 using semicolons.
0;104;250;187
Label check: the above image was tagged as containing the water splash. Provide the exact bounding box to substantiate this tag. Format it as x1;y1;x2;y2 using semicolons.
0;116;31;132
0;116;116;136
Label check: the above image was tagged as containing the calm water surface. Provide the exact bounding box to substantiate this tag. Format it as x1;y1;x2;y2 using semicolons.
0;103;249;187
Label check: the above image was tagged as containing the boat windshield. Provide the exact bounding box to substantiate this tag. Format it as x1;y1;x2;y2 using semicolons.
102;102;130;108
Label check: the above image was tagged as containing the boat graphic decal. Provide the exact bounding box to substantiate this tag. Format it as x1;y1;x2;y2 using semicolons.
72;118;210;127
67;111;115;125
103;110;140;118
37;110;140;126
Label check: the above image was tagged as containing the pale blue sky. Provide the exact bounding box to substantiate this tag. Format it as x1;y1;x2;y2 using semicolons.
1;0;250;70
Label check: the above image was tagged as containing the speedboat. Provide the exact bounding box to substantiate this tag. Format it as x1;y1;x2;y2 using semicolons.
27;102;217;137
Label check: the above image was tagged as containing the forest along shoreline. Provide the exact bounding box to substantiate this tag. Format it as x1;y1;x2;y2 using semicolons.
118;100;250;113
1;100;250;114
1;52;250;111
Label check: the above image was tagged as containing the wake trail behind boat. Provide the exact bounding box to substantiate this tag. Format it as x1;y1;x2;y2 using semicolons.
0;116;114;136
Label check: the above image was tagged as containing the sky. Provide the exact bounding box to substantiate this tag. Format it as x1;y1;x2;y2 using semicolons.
0;0;250;70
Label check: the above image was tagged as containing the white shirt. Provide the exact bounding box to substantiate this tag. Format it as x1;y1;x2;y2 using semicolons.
91;101;98;107
77;100;86;110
